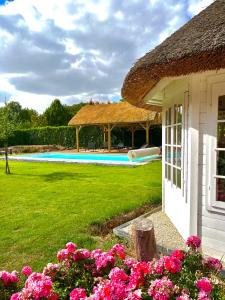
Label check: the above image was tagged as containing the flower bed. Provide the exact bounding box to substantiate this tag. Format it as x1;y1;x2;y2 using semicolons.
1;236;224;300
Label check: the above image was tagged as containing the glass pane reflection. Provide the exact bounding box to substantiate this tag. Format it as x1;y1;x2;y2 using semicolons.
216;178;225;202
217;151;225;176
218;96;225;120
217;122;225;148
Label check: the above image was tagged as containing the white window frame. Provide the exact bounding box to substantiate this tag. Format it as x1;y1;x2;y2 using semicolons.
208;82;225;212
164;105;183;190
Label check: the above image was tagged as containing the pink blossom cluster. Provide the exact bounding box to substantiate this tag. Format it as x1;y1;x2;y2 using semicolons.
0;270;19;286
148;276;174;300
196;278;213;300
185;235;201;250
5;236;224;300
203;257;223;272
11;272;58;300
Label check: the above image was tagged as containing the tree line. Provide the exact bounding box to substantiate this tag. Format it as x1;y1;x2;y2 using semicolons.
0;99;86;129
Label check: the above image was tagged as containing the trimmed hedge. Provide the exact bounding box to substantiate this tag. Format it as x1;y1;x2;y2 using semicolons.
0;125;162;149
0;126;103;149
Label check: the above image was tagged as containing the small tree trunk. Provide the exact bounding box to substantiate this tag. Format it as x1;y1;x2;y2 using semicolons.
4;146;10;174
132;218;157;262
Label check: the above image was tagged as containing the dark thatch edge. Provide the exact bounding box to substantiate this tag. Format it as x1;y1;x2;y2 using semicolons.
122;48;225;110
121;0;225;109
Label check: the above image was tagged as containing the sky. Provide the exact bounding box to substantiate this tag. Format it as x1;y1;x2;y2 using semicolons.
0;0;213;112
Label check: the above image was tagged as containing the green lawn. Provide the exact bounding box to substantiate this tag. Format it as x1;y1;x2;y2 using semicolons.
0;160;161;271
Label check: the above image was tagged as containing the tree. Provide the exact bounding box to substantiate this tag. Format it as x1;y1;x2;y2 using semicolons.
0;102;17;174
43;99;71;126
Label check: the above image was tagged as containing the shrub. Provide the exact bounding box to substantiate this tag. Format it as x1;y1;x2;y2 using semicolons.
1;236;224;300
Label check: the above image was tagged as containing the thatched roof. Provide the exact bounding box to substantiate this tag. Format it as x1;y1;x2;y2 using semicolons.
122;0;225;109
68;102;161;126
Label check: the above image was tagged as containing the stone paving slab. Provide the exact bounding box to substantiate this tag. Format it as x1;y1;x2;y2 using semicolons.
113;208;185;255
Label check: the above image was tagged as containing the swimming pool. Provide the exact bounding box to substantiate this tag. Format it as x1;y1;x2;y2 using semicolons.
9;152;160;166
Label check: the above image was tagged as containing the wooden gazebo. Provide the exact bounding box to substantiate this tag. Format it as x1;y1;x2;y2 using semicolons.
68;102;161;152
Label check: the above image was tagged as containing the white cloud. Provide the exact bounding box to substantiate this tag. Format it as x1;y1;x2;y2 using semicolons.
0;0;213;112
187;0;214;16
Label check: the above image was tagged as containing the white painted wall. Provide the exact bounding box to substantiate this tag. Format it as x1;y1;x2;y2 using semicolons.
147;70;225;258
197;71;225;259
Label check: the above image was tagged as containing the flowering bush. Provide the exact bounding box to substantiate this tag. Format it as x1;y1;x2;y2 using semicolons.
1;236;224;300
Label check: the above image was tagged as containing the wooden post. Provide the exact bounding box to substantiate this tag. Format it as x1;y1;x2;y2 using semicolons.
131;127;135;149
76;126;80;152
146;122;150;146
108;124;111;152
103;126;106;143
132;218;157;262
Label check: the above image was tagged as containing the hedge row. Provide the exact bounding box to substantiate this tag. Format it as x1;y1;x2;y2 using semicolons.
0;125;162;149
0;126;103;148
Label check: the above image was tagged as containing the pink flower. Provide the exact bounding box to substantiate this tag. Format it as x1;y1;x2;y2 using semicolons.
73;249;91;261
10;271;19;283
66;242;77;252
0;270;19;286
196;278;212;294
95;252;115;272
10;293;22;300
23;272;54;298
203;257;223;272
57;248;70;262
171;249;185;260
21;266;33;277
185;236;201;250
197;290;212;300
109;244;126;259
148;276;174;300
70;288;87;300
124;258;136;269
109;267;129;282
164;256;182;274
43;263;59;279
176;290;192;300
0;271;11;286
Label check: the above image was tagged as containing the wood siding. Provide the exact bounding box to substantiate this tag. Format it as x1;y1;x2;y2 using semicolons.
197;71;225;258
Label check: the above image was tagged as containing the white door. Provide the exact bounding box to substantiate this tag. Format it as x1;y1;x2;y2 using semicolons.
163;100;190;239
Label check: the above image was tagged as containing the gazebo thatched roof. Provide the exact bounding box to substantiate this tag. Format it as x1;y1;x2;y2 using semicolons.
68;102;161;126
122;0;225;109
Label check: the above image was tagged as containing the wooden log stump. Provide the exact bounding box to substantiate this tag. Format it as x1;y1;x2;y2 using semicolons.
131;218;157;262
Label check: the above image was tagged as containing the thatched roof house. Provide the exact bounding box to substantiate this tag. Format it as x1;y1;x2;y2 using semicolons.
121;0;225;261
122;0;225;109
68;102;160;126
68;102;161;151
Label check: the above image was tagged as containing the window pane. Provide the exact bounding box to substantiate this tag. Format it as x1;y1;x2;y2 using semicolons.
168;108;171;125
165;164;168;179
173;126;177;144
168;165;171;181
173;167;177;186
217;122;225;148
177;125;182;145
165;127;168;144
177;105;182;123
217;151;225;176
177;169;181;189
174;105;177;124
176;147;182;167
216;178;225;202
173;147;176;165
168;127;171;144
218;95;225;120
167;146;171;163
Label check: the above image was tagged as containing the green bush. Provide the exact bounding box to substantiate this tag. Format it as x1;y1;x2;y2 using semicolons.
0;126;104;149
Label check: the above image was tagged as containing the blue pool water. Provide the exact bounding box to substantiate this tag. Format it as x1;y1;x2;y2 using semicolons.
14;152;160;163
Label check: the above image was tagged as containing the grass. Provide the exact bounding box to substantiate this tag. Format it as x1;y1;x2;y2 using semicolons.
0;160;162;271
